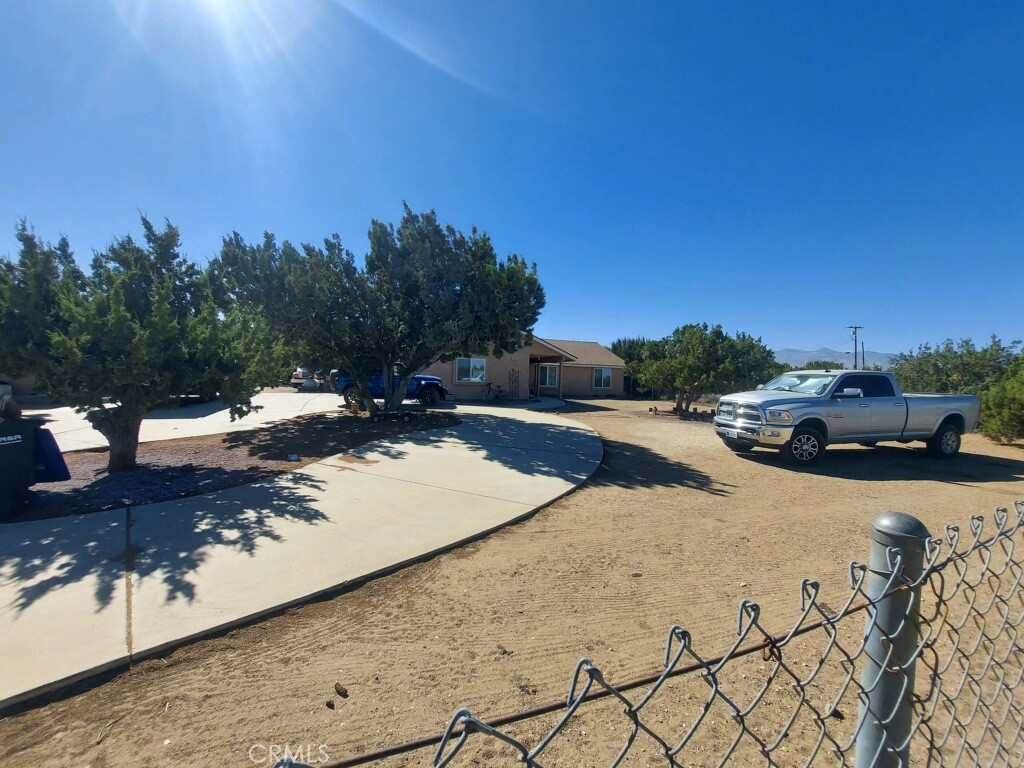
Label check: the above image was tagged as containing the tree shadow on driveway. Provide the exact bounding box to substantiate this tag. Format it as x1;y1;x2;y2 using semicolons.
221;411;460;462
379;411;732;496
128;473;330;605
1;472;328;613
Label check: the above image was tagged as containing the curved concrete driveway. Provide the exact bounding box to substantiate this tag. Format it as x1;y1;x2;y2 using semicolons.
34;392;351;453
0;403;601;711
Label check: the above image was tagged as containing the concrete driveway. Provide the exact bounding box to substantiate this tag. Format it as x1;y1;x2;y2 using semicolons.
32;392;349;452
0;402;601;711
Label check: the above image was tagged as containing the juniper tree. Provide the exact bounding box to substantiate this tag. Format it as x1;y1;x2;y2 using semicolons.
226;205;546;415
0;218;281;472
635;324;782;412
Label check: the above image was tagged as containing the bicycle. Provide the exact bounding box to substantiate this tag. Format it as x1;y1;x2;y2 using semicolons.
482;382;510;402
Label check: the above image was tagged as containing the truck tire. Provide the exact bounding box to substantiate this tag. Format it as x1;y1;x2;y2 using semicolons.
783;427;825;467
342;387;363;407
927;423;961;459
419;387;440;406
722;438;753;453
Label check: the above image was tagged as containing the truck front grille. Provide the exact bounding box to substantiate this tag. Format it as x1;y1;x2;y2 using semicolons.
718;401;762;424
736;404;763;423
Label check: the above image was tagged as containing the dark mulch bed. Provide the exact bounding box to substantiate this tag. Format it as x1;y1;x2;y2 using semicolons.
11;410;461;522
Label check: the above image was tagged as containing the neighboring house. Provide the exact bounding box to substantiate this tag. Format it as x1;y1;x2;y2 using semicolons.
421;337;625;401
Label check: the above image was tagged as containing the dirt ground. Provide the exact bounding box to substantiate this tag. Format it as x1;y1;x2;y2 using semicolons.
1;400;1022;767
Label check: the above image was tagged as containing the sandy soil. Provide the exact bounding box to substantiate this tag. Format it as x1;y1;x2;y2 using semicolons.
1;400;1022;767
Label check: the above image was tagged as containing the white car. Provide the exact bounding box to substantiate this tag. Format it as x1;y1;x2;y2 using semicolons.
287;366;326;391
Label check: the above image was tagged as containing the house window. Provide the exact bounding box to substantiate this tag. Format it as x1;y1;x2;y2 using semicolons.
539;364;559;388
593;367;612;389
456;357;487;383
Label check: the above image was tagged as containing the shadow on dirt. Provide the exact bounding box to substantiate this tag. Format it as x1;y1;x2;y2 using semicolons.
587;438;732;496
738;444;1024;485
555;400;619;414
1;473;329;612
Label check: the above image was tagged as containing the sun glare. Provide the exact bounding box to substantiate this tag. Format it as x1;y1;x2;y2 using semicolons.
112;0;322;94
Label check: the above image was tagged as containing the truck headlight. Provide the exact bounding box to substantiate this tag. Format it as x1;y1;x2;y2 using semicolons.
766;409;793;423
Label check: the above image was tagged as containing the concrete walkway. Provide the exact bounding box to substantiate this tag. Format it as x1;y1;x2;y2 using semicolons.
0;403;601;711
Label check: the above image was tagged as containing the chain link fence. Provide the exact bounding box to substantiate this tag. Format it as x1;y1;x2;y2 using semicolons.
288;501;1023;768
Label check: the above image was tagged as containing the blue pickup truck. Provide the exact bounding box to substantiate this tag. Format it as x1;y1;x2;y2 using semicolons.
331;367;447;406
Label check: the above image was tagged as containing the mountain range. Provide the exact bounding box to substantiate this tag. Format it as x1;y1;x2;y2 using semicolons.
772;347;896;369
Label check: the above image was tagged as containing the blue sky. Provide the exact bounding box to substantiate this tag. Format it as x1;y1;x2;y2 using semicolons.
2;1;1022;355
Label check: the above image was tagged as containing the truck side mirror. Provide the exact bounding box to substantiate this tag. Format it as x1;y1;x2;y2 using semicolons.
833;387;864;399
755;384;764;390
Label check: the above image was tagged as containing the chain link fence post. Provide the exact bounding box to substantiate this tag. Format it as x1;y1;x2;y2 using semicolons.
855;511;932;768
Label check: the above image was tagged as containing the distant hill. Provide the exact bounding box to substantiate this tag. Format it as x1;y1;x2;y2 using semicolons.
772;347;895;369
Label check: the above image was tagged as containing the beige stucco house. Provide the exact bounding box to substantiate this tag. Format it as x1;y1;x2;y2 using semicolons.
421;337;625;401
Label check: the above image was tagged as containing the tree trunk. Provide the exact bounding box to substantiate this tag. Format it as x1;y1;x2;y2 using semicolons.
386;386;406;413
674;389;685;414
387;370;415;413
358;383;378;416
86;404;146;473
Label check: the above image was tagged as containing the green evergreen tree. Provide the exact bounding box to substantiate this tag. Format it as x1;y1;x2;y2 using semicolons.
891;336;1019;394
634;324;781;412
980;358;1024;442
0;218;282;472
208;232;306;370
281;205;545;415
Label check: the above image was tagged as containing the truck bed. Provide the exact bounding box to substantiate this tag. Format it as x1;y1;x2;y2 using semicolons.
903;393;981;438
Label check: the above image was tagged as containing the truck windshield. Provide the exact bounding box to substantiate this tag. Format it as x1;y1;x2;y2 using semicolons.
761;373;838;395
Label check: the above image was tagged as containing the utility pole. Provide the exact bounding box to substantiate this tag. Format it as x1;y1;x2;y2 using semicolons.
848;325;863;369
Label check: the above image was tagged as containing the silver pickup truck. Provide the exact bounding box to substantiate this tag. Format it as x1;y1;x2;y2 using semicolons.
714;370;981;466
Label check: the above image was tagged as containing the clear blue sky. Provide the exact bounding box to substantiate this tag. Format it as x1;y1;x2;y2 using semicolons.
2;1;1022;355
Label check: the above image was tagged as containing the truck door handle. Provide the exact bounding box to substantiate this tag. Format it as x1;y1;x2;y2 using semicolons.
893;402;904;407
859;404;870;408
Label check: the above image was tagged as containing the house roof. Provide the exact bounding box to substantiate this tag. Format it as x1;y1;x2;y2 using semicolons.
539;339;625;368
528;337;578;361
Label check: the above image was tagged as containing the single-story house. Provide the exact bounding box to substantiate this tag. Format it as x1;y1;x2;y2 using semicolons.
421;337;625;401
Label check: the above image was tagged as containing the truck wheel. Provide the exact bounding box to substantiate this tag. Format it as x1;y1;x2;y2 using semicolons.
927;423;961;459
723;438;753;453
342;387;363;407
784;427;825;466
419;387;439;406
